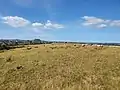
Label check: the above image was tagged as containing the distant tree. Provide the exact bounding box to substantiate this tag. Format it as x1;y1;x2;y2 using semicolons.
15;41;18;45
33;39;41;44
0;43;9;50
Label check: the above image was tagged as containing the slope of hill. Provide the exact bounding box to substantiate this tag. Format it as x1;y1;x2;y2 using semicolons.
0;44;120;90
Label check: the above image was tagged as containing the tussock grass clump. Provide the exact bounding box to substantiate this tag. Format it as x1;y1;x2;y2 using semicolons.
0;50;4;53
64;45;71;49
6;55;14;62
16;65;24;70
34;46;38;48
49;46;57;49
46;50;49;52
43;44;46;47
59;46;65;49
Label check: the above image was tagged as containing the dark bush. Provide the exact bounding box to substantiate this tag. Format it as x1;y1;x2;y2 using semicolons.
34;46;38;48
0;43;10;50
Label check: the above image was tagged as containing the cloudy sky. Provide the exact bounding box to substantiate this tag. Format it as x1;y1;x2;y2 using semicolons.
0;0;120;42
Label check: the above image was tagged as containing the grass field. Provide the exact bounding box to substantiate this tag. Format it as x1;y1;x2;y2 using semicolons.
0;44;120;90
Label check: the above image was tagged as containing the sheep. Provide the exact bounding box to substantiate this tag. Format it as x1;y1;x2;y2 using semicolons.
92;44;103;50
81;44;86;47
81;44;89;47
27;47;32;50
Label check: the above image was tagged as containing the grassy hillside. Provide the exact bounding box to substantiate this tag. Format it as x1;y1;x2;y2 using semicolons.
0;44;120;90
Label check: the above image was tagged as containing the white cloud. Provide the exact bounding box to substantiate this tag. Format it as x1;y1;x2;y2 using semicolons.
2;16;30;28
82;16;120;28
82;16;105;25
30;20;64;33
96;24;107;28
1;16;64;31
32;22;43;27
44;20;64;29
104;20;111;23
32;20;64;30
12;0;32;7
110;20;120;27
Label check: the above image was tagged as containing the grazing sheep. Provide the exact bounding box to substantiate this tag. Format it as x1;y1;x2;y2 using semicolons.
74;44;77;46
27;47;32;50
81;44;86;47
98;45;104;49
96;45;103;48
92;44;103;50
81;44;88;47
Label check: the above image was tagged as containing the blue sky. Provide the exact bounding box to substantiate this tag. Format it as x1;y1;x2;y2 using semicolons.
0;0;120;42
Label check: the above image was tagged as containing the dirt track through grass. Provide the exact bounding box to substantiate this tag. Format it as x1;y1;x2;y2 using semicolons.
0;44;120;90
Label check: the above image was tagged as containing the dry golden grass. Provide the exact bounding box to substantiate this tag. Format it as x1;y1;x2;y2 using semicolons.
0;44;120;90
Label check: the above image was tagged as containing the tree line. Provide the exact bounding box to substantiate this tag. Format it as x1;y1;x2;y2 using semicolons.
1;39;120;50
0;39;52;50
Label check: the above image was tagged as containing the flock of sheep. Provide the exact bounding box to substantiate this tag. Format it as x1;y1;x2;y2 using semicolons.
81;44;103;47
26;43;104;50
80;44;104;50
